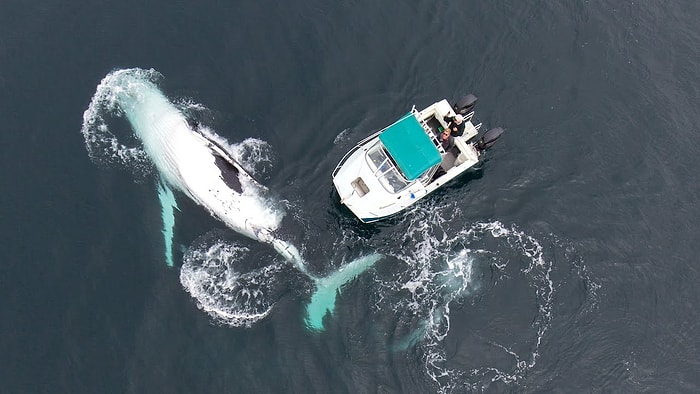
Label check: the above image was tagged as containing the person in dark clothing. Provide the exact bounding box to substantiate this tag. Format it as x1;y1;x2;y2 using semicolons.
443;114;465;137
438;128;455;152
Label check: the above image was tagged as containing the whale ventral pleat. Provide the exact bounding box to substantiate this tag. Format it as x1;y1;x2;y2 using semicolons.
214;154;242;193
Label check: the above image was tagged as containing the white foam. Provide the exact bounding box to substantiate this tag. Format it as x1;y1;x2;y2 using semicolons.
180;239;284;327
368;214;583;392
194;125;275;178
80;68;157;177
333;128;351;144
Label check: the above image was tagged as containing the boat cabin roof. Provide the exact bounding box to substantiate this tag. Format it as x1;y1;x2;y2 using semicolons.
379;113;441;181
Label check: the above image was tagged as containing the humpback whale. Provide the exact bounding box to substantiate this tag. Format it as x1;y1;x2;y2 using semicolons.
81;68;378;331
82;68;301;266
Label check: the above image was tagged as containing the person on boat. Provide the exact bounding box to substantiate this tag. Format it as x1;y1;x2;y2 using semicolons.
443;114;465;137
438;128;455;152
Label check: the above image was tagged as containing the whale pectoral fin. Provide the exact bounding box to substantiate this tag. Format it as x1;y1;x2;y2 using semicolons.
157;180;179;267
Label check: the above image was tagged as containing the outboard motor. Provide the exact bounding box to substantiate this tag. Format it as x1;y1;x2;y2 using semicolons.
476;127;504;151
453;94;478;115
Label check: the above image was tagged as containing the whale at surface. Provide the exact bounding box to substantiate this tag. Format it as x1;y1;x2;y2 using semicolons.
81;68;375;331
83;69;301;265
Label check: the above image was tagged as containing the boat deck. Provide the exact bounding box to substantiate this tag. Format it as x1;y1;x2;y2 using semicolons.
425;116;443;137
419;115;458;179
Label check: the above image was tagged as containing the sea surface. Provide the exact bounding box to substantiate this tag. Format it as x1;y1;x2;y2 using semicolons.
2;0;700;393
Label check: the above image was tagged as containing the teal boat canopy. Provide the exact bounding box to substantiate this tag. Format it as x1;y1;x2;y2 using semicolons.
379;113;441;181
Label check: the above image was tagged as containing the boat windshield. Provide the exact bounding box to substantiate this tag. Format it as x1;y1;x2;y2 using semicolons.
366;142;411;193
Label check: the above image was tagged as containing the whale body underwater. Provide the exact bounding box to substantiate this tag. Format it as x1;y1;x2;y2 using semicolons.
81;68;379;331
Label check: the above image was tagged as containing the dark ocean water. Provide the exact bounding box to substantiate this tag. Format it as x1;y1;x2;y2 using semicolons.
2;0;700;393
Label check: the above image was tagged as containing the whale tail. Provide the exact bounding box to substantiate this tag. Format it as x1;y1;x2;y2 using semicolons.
305;253;382;331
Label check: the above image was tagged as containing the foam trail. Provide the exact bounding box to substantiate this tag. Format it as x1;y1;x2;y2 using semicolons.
157;181;178;267
305;253;382;331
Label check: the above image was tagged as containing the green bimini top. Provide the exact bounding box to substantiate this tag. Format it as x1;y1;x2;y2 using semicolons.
379;113;441;181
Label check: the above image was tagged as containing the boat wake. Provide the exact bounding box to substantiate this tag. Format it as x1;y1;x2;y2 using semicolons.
81;68;379;329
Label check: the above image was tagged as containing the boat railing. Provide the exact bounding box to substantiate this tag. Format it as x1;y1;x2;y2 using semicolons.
332;125;388;178
413;107;445;154
419;165;439;186
332;143;364;177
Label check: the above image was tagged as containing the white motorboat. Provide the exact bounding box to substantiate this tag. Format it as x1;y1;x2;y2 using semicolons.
332;95;503;223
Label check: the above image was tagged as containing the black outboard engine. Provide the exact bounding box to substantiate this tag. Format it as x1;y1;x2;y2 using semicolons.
453;94;478;115
476;127;504;151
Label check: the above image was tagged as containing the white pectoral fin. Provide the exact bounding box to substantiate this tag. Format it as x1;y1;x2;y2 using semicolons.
157;180;180;267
